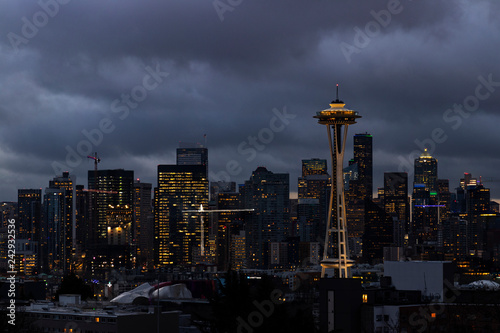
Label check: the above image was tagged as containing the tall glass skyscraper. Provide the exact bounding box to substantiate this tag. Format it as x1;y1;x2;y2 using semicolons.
384;172;409;247
298;159;329;244
241;167;289;269
88;169;134;244
412;149;438;244
48;171;75;273
133;180;153;269
353;133;373;201
155;165;208;267
87;169;134;274
414;149;438;192
17;189;42;240
176;143;208;169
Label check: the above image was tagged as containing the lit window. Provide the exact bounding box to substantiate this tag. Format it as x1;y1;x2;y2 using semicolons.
362;294;368;303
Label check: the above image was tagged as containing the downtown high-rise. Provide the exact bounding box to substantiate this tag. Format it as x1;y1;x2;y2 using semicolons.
412;149;438;245
155;165;208;267
384;172;409;247
298;159;329;244
241;167;289;269
87;169;134;273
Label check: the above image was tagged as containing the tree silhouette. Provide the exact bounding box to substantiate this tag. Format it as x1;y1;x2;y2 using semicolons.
55;271;93;301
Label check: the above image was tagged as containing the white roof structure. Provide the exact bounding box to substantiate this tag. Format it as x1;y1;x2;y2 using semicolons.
466;280;500;291
110;282;192;304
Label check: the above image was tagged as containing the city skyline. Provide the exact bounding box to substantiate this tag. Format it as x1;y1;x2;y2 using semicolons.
0;1;499;202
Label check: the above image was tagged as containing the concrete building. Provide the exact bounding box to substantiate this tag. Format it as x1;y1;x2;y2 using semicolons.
24;302;180;333
383;261;455;302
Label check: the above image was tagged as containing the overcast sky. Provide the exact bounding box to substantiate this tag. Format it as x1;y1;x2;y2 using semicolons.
1;0;499;202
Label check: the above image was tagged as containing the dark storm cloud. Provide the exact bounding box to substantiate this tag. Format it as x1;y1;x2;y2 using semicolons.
0;0;499;200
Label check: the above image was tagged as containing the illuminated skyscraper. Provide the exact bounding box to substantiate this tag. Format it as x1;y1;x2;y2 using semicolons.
17;189;42;240
414;149;438;191
314;88;361;278
43;187;66;272
242;167;289;269
466;182;490;254
353;133;373;200
74;184;89;261
384;172;409;246
87;169;134;274
412;149;438;244
1;202;16;223
215;191;242;269
302;158;328;176
176;143;208;169
155;165;208;267
345;133;372;246
88;169;134;245
298;159;329;244
133;180;153;269
18;190;42;273
48;172;75;272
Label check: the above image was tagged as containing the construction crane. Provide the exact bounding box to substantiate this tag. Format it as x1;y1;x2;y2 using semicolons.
85;153;118;194
480;177;500;184
87;152;100;172
183;205;254;258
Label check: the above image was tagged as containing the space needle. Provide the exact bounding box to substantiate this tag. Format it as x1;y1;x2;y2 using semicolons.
314;85;361;278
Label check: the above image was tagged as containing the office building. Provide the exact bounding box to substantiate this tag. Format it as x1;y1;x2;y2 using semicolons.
87;169;134;274
176;142;208;169
210;181;236;200
43;187;66;273
353;133;373;201
412;149;439;245
241;167;289;269
17;189;42;241
215;191;242;270
362;199;394;264
230;230;246;270
298;159;329;244
155;164;208;267
133;180;153;269
87;169;134;246
384;172;409;246
74;184;89;261
302;158;328;176
0;202;17;228
345;134;372;243
466;183;490;254
47;171;75;272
